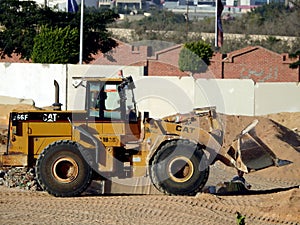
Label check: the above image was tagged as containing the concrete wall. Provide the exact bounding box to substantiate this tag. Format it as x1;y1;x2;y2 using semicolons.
109;28;298;47
255;82;300;115
0;63;67;108
194;79;255;115
133;76;195;118
0;63;299;116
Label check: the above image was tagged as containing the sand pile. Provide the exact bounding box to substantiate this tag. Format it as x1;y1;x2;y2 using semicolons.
0;102;37;148
0;104;37;129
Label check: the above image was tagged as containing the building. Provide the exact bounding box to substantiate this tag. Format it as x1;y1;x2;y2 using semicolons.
210;46;299;82
98;0;145;9
92;40;188;77
92;41;300;82
224;0;286;13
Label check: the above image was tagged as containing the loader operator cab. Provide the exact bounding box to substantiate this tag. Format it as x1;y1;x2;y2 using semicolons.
86;76;138;122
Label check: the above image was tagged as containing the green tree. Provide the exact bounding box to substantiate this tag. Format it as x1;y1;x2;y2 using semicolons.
178;40;213;74
0;0;119;63
32;26;79;64
221;2;299;37
135;9;186;31
0;0;41;59
289;49;300;69
79;7;119;63
117;8;187;42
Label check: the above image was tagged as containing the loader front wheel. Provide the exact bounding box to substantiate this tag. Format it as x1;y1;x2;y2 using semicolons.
36;140;92;197
151;140;209;196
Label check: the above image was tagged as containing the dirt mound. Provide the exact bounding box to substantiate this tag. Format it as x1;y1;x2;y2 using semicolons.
219;112;300;150
268;188;300;218
266;112;300;133
0;104;37;129
210;113;300;191
0;103;38;149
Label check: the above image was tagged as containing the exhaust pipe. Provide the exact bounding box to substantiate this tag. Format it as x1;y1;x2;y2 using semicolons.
53;80;62;110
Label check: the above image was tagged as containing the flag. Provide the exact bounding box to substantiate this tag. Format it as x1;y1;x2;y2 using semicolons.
67;0;79;13
216;0;224;48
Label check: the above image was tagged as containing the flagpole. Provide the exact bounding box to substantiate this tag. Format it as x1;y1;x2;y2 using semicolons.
215;0;218;48
79;0;84;64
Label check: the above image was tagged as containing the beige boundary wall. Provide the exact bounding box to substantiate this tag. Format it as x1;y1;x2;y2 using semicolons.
0;63;67;108
255;82;300;115
0;63;299;116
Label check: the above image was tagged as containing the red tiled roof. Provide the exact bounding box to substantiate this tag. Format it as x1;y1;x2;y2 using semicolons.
0;52;31;63
224;46;280;63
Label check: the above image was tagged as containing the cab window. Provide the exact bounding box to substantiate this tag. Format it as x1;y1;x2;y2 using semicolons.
88;82;121;120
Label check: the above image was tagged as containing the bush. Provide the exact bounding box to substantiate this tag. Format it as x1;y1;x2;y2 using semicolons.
31;26;79;64
178;40;213;74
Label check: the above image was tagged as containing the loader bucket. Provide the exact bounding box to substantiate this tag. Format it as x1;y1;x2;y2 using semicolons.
237;120;291;171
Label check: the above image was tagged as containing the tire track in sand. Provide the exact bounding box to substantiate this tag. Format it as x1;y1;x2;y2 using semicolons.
0;186;299;225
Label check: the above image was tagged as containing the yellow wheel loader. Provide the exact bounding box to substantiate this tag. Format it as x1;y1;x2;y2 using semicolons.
0;75;290;197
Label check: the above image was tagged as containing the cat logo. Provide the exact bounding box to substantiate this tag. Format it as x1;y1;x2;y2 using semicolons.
176;125;195;134
43;113;58;122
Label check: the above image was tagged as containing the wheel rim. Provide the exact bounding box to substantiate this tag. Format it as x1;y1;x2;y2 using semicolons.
52;157;79;183
168;156;194;183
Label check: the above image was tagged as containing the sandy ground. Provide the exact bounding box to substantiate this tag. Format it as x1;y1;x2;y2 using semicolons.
0;102;300;224
0;185;299;225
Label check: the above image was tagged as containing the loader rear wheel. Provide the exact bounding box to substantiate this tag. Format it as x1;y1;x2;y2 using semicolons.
151;140;209;196
36;140;92;197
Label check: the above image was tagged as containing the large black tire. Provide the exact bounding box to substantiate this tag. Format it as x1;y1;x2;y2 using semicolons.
150;139;209;196
36;140;93;197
